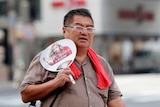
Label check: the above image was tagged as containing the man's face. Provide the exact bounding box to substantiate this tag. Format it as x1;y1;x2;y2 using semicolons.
62;15;94;49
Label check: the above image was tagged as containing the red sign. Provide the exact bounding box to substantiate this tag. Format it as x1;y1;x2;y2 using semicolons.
118;5;154;23
52;0;86;8
52;1;64;7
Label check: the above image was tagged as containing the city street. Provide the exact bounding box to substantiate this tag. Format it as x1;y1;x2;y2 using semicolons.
0;73;160;107
116;73;160;107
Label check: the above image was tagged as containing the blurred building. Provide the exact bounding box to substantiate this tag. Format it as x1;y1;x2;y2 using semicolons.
0;0;13;82
1;0;160;83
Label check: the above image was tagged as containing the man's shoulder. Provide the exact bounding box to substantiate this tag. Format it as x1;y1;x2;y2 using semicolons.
97;55;108;63
97;55;113;73
30;51;43;63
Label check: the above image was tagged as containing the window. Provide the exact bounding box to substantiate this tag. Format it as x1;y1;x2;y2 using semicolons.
16;0;41;21
28;0;41;21
0;0;7;16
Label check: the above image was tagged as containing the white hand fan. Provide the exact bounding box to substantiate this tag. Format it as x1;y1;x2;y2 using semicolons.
40;39;76;84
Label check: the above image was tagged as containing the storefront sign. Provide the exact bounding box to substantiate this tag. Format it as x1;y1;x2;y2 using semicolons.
51;0;86;8
118;5;154;23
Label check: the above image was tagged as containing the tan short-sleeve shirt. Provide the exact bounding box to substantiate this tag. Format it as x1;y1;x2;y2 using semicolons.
20;52;122;107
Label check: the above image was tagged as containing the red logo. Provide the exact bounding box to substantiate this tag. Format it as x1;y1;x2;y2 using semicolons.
51;0;86;8
118;5;154;23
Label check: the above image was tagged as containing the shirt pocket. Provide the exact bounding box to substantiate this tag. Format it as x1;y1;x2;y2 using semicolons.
98;88;109;105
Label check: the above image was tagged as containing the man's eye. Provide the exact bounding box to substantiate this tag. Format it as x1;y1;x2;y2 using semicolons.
87;28;92;30
76;26;83;30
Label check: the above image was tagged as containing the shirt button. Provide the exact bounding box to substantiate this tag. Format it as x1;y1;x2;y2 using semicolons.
90;106;93;107
85;77;88;80
88;91;90;94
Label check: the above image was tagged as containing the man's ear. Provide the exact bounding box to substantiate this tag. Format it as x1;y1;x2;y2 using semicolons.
62;27;68;38
62;27;66;34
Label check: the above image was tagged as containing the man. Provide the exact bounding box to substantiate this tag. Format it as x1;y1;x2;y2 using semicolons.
20;8;125;107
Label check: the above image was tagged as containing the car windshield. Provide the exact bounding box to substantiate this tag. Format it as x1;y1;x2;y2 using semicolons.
135;50;152;57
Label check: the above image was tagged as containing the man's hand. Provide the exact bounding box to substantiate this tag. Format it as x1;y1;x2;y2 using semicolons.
54;67;74;87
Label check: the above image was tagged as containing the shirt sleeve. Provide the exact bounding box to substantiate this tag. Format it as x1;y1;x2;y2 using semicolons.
19;52;47;92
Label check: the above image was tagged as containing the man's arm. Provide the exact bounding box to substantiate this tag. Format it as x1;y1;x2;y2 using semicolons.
21;68;73;103
21;79;59;103
107;97;126;107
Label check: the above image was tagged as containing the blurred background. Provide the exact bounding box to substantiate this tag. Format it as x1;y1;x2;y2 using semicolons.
0;0;160;107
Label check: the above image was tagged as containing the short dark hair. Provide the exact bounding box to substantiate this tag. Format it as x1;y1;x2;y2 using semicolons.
63;8;94;26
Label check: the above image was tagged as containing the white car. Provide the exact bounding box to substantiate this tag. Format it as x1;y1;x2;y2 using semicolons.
132;50;157;73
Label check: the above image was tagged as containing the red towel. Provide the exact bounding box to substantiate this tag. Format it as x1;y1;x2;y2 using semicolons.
70;48;111;89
